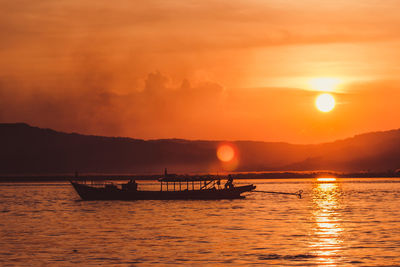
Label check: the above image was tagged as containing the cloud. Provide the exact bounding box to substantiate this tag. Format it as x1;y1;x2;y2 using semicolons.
1;64;400;144
0;64;225;139
1;0;400;143
1;0;399;92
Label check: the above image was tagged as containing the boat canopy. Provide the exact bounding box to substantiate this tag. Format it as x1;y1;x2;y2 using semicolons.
158;175;218;183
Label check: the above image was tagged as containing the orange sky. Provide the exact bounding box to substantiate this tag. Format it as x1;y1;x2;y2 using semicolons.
1;0;400;143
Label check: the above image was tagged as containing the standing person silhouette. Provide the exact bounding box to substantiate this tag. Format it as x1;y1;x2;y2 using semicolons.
128;179;138;191
225;175;234;189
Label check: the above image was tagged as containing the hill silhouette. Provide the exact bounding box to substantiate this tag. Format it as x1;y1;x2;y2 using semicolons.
0;123;399;174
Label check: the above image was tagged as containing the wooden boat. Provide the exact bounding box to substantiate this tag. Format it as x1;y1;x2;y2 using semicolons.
70;175;256;200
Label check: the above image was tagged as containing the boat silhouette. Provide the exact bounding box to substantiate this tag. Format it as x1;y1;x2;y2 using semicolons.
70;174;256;200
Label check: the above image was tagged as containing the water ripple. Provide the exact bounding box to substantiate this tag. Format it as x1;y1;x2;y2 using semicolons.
1;179;400;266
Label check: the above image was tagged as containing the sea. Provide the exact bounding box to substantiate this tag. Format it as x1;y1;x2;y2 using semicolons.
1;178;400;266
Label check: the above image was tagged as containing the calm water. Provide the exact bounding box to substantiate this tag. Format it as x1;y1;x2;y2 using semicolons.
1;178;400;266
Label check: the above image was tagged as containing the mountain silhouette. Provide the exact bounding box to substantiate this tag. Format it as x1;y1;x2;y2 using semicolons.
0;123;399;174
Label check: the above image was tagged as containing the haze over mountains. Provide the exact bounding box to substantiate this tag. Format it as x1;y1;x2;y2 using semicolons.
1;123;399;175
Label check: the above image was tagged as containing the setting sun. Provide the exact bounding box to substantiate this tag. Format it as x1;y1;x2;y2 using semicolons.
315;93;335;112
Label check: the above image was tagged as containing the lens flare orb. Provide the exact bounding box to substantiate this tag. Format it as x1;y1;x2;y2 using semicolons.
217;144;235;162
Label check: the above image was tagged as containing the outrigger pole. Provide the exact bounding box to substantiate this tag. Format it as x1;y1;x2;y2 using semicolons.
254;190;303;199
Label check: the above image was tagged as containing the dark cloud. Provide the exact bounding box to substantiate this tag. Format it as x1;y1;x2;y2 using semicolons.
1;67;400;143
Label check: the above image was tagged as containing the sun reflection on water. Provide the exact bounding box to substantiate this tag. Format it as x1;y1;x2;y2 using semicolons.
310;180;343;266
317;177;337;182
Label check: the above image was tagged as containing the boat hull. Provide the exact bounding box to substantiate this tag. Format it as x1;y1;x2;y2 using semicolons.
70;181;256;200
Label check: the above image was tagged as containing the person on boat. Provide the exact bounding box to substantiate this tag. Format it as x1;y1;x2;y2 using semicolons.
216;179;221;189
128;179;138;191
225;175;234;189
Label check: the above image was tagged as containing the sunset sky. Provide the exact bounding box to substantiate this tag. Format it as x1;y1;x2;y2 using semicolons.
1;0;400;143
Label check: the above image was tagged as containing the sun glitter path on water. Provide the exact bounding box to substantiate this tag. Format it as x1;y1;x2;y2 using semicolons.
317;178;337;182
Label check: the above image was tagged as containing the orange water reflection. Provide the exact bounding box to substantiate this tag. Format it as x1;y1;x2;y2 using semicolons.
317;177;337;182
310;181;343;266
